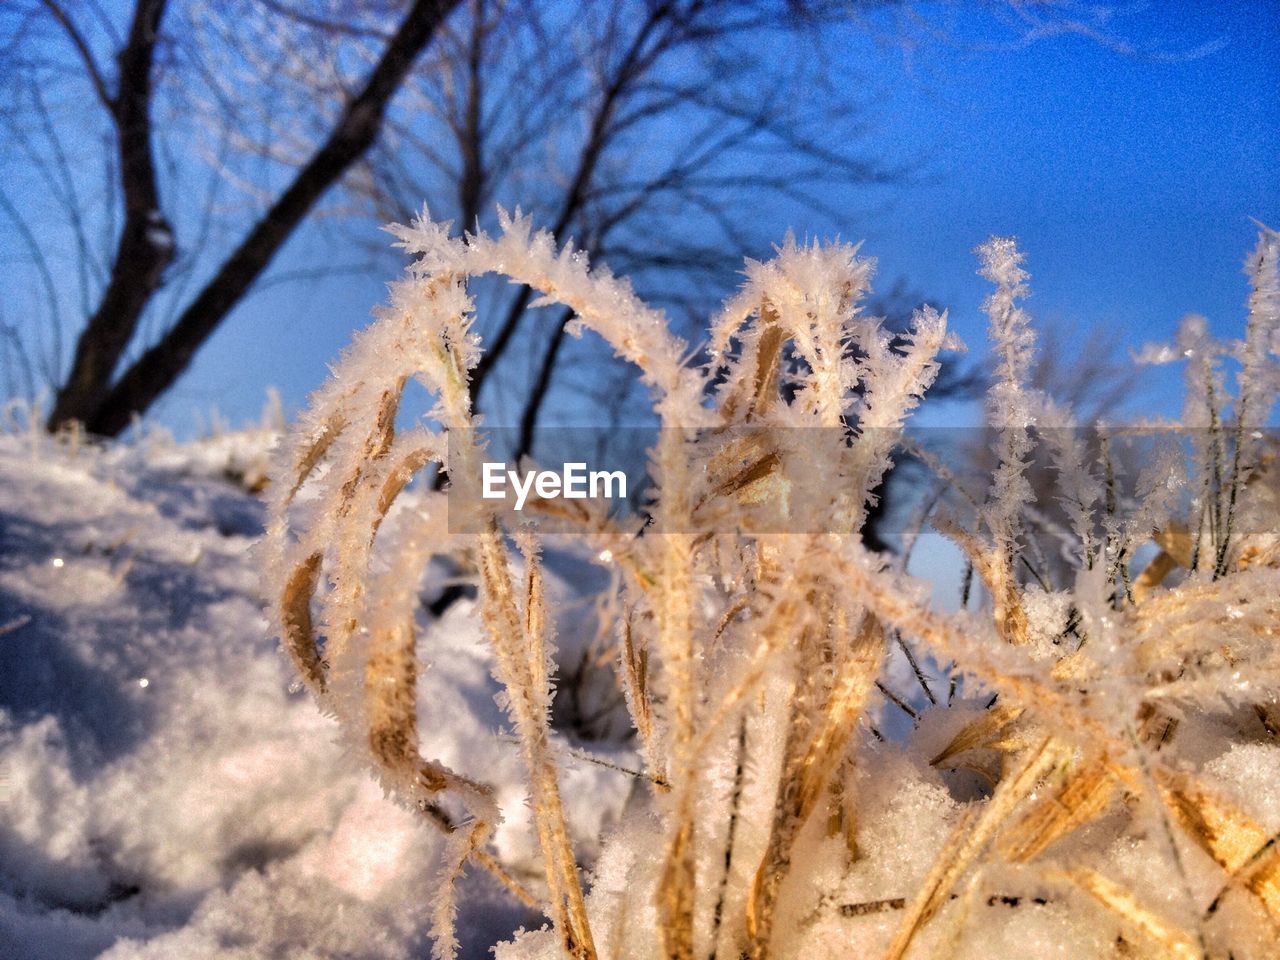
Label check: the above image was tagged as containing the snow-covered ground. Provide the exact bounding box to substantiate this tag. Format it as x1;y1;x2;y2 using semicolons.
0;429;626;959
5;416;1279;960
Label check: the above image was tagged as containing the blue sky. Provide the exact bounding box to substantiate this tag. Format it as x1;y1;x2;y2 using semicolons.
830;0;1279;419
11;2;1275;432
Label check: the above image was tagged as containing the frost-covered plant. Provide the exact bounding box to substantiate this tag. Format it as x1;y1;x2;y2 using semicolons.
265;213;1280;960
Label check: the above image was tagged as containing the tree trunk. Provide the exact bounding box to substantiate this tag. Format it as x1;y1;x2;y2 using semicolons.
47;0;172;429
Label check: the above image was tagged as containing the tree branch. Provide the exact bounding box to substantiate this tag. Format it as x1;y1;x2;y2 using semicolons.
468;0;677;403
516;305;576;463
39;0;114;111
80;0;463;436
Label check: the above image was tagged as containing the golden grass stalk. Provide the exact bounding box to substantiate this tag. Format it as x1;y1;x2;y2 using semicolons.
747;613;885;958
998;756;1120;864
1156;769;1280;922
264;215;1280;959
476;527;598;959
883;736;1066;960
1062;868;1202;960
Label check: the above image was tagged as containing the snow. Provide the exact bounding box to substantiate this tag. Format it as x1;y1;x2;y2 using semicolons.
0;430;626;959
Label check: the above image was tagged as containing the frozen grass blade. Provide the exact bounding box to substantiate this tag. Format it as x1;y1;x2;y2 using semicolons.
264;217;1280;960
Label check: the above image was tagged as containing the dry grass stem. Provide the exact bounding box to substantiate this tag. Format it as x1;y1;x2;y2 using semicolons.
264;215;1280;959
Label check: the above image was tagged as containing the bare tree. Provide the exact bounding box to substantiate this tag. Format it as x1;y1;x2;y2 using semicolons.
358;1;1179;465
355;0;910;462
2;0;461;435
0;1;1180;438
